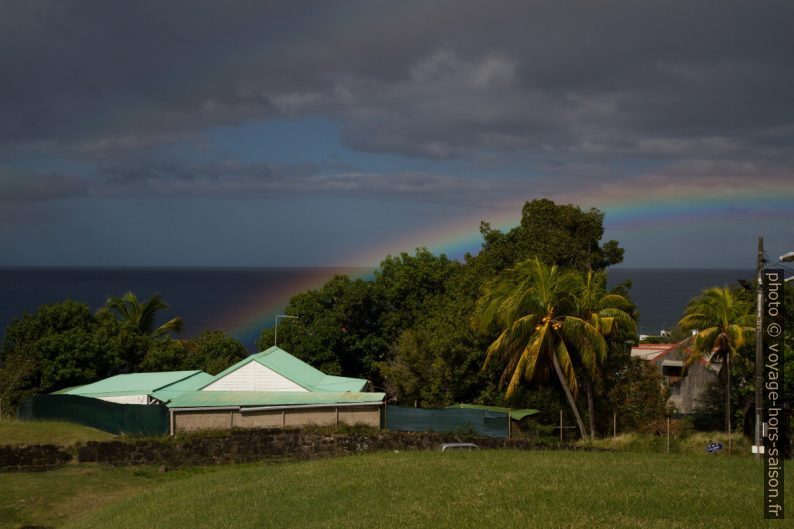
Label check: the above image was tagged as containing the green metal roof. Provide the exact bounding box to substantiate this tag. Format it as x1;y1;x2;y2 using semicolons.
166;390;385;408
447;404;540;421
60;371;210;398
199;346;368;392
150;372;215;403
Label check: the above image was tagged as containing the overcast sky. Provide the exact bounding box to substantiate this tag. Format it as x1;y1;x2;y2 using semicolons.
1;0;792;268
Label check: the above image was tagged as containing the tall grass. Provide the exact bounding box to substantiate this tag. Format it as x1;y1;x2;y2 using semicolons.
577;431;751;455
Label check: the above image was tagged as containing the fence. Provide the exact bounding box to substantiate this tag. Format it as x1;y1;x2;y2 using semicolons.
17;394;169;436
385;405;509;438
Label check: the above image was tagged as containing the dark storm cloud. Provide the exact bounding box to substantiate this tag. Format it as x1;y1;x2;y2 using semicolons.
1;0;792;187
0;156;526;205
92;158;517;202
0;167;87;202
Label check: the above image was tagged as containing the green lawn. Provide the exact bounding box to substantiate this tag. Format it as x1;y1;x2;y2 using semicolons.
2;450;785;529
0;419;115;446
0;464;193;529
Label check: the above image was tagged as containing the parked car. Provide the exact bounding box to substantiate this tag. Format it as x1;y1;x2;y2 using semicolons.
439;442;480;451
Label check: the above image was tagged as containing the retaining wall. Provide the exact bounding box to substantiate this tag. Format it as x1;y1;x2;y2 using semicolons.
2;428;555;472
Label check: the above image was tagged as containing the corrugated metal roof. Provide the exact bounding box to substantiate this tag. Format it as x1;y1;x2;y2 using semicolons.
150;372;215;402
61;371;208;397
198;346;368;392
167;390;385;408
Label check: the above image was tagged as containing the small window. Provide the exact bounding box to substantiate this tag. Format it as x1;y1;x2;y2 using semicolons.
662;365;683;377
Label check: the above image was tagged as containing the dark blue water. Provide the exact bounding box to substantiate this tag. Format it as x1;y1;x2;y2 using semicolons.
0;267;753;349
607;268;753;335
0;267;365;350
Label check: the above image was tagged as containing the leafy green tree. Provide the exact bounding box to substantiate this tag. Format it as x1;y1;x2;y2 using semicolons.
472;258;608;439
257;250;458;385
379;330;438;404
475;199;623;275
141;330;247;375
606;353;670;431
677;286;754;434
0;351;36;417
103;291;183;337
256;275;389;381
374;249;460;338
0;301;126;410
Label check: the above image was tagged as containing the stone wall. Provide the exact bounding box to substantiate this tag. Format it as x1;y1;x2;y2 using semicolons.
2;428;558;471
0;444;73;472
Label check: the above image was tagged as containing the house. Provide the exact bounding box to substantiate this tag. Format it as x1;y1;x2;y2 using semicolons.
55;370;213;405
632;342;718;413
164;346;381;433
198;346;370;393
50;347;384;435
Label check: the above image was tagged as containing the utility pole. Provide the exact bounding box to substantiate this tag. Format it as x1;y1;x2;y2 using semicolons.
274;314;299;347
754;236;764;459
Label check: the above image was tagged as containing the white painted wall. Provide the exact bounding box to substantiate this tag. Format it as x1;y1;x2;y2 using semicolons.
202;361;308;392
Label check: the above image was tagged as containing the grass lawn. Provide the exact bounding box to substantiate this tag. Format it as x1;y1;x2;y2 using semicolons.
0;464;202;529
2;450;786;529
0;419;115;446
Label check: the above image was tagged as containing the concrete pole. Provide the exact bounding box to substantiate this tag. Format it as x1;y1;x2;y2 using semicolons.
754;236;764;459
613;411;617;439
560;409;563;444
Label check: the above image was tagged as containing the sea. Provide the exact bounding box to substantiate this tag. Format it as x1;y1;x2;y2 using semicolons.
0;267;753;351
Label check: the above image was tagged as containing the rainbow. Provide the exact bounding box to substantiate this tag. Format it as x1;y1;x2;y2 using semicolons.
226;185;794;348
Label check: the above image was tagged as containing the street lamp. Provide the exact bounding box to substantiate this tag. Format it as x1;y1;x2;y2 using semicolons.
274;314;299;347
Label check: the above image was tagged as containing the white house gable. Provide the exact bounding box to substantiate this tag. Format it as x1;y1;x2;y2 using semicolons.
202;361;308;392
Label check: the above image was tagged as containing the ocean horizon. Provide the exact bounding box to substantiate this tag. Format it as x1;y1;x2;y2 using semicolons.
0;266;754;350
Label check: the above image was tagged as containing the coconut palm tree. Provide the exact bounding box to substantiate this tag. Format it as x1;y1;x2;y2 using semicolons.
105;291;183;337
472;258;607;439
677;286;754;436
572;270;636;438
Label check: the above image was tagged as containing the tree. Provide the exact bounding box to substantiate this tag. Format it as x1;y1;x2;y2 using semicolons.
256;249;458;385
474;199;624;275
677;287;754;435
256;275;390;381
472;258;608;439
140;330;247;375
0;301;127;409
374;249;460;338
606;354;670;431
571;270;636;438
104;291;183;337
0;352;36;417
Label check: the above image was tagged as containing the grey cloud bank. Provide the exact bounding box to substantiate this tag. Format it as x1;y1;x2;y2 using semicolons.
0;0;792;266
